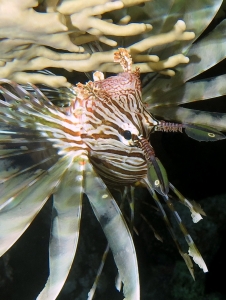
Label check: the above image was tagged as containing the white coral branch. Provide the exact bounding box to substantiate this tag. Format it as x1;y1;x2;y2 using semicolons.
0;1;195;87
69;2;152;36
129;20;195;54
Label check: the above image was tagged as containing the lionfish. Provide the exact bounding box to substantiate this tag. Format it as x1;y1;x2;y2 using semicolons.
0;48;225;300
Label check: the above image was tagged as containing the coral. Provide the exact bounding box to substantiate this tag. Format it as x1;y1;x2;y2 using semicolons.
0;0;195;87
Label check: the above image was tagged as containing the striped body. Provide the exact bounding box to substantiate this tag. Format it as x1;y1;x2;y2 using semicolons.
76;69;157;186
0;49;209;300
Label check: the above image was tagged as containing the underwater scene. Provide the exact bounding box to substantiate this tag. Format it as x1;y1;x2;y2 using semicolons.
1;1;226;299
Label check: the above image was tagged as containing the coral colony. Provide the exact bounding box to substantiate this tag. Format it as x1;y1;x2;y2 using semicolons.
0;0;193;87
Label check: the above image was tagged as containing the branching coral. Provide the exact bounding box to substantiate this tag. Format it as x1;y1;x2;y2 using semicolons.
0;0;195;87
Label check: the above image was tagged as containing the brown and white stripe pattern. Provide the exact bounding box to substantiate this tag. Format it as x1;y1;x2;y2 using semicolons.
75;51;158;186
0;48;208;300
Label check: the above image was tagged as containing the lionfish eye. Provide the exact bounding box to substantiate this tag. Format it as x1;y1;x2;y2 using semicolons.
123;130;132;140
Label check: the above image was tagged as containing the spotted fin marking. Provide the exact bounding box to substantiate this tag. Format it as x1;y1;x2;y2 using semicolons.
184;124;225;141
147;158;169;196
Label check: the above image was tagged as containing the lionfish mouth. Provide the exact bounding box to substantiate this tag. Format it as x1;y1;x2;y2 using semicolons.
0;48;224;300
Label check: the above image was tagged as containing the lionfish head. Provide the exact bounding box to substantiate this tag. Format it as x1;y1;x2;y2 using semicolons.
75;48;158;187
